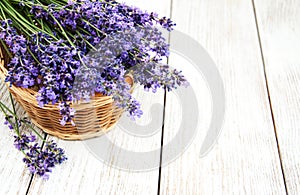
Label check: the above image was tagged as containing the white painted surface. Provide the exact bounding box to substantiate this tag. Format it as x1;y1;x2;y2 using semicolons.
0;0;299;194
159;0;286;194
254;0;300;194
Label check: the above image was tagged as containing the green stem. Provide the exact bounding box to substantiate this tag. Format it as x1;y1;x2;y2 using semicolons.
0;40;12;58
0;2;37;36
21;120;45;141
9;93;20;135
27;46;42;65
75;31;97;51
0;98;22;137
1;0;57;39
0;100;45;141
82;19;107;36
0;6;6;20
77;51;87;68
50;14;75;47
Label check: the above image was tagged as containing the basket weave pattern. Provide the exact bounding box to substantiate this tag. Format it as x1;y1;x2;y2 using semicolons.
0;48;133;140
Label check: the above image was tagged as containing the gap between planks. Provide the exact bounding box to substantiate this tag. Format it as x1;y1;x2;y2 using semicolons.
157;1;174;194
251;0;288;193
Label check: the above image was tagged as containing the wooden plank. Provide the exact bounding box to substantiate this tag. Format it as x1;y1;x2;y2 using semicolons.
159;0;287;194
0;82;33;194
27;0;170;194
253;0;300;193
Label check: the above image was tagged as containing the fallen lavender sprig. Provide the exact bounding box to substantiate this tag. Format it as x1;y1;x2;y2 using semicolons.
0;93;67;180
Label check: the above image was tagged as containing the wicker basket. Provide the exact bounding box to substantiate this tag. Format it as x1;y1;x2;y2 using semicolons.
0;47;134;140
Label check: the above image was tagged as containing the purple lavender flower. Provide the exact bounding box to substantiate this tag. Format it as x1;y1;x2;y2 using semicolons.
23;140;67;179
13;134;36;151
58;102;75;126
4;115;14;130
3;114;25;130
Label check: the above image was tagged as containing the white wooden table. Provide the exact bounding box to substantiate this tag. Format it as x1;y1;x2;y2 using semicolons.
1;0;299;194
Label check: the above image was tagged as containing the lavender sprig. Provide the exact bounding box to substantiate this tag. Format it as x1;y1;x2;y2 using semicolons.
0;93;67;180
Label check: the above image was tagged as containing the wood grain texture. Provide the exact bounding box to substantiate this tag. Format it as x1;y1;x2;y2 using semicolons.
27;0;170;194
1;0;298;194
159;0;287;194
254;0;300;194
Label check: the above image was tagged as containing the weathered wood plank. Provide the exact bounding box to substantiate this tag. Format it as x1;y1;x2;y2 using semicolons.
159;0;286;194
254;0;300;193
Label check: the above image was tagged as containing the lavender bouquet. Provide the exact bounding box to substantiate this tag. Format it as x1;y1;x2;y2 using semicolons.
0;0;188;179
